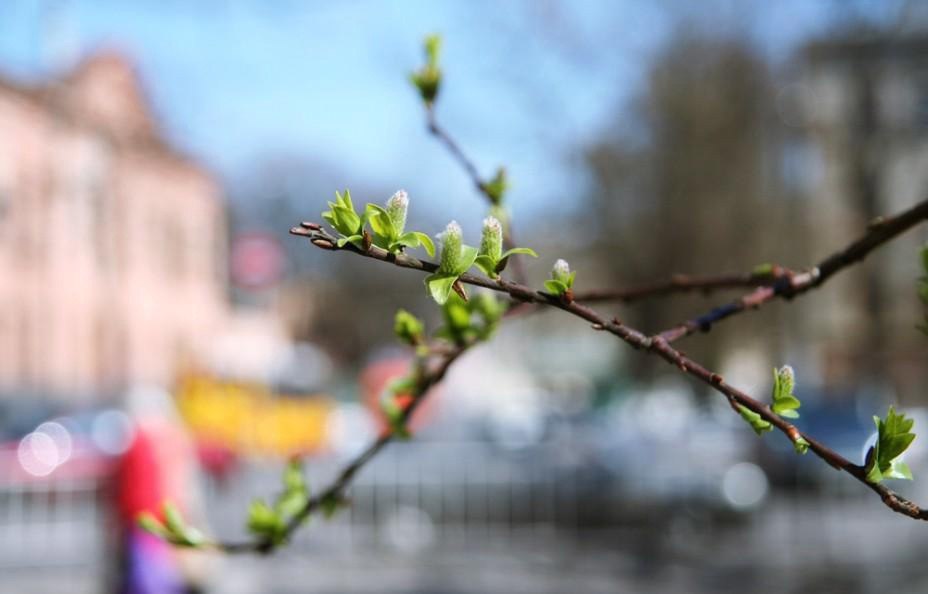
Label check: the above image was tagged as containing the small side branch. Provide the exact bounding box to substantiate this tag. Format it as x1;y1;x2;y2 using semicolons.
657;199;928;343
218;344;468;553
425;109;527;283
571;268;791;304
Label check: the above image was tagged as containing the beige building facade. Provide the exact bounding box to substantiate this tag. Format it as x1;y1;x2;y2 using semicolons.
0;51;228;402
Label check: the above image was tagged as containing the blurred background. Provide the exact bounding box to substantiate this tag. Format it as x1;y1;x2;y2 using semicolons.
2;1;928;592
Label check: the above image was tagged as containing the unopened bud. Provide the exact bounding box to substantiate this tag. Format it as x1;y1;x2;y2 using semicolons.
386;190;408;236
437;220;462;273
777;365;795;394
552;259;571;284
480;216;503;261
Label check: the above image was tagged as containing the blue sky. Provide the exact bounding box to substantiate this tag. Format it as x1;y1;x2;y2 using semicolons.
0;1;854;228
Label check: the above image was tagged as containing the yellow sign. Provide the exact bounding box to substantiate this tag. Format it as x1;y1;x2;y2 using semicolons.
175;376;333;457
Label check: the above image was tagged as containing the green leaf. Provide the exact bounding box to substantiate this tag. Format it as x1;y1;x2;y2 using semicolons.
484;167;508;205
161;502;204;547
283;460;305;494
866;406;916;483
163;502;186;536
424;34;441;65
393;232;436;257
336;234;362;248
339;189;354;211
500;247;538;259
388;374;418;396
455;245;479;275
411;232;435;257
737;404;773;436
247;499;285;543
793;436;810;455
544;279;568;295
275;489;307;521
770;366;801;419
365;203;397;246
322;189;365;238
410;35;442;105
381;394;411;439
137;512;168;538
425;273;459;305
336;205;361;234
752;263;774;276
494;247;537;275
394;309;424;345
474;254;498;278
444;296;471;332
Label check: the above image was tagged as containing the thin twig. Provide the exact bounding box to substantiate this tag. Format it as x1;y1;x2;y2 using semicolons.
571;269;791;304
425;109;527;284
218;345;468;553
657;199;928;343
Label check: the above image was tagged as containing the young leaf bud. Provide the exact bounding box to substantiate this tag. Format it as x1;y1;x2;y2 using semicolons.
552;259;571;284
776;365;795;396
386;190;408;236
394;309;424;345
479;216;503;261
437;220;462;274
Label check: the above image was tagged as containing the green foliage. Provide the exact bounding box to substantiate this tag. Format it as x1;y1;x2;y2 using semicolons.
770;365;801;419
736;366;808;453
752;262;774;276
321;189;435;256
410;34;442;106
394;309;424;346
474;216;536;279
483;167;508;205
425;221;478;304
137;502;205;548
737;404;773;436
321;190;366;248
866;406;916;483
246;459;310;545
381;374;418;439
544;259;576;296
792;436;811;455
435;292;505;344
365;196;436;257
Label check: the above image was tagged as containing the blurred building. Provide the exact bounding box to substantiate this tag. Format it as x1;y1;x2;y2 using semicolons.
800;34;928;401
0;51;228;403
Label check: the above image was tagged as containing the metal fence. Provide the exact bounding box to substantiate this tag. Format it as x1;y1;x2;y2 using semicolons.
5;439;927;594
204;440;588;554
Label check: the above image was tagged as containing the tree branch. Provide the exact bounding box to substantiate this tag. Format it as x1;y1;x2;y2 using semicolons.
657;199;928;343
290;198;928;521
570;268;792;304
218;343;469;553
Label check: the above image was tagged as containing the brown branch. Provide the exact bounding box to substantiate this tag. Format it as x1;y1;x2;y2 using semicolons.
425;109;527;284
218;343;468;553
657;199;928;343
571;268;791;304
426;109;485;198
290;200;928;521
